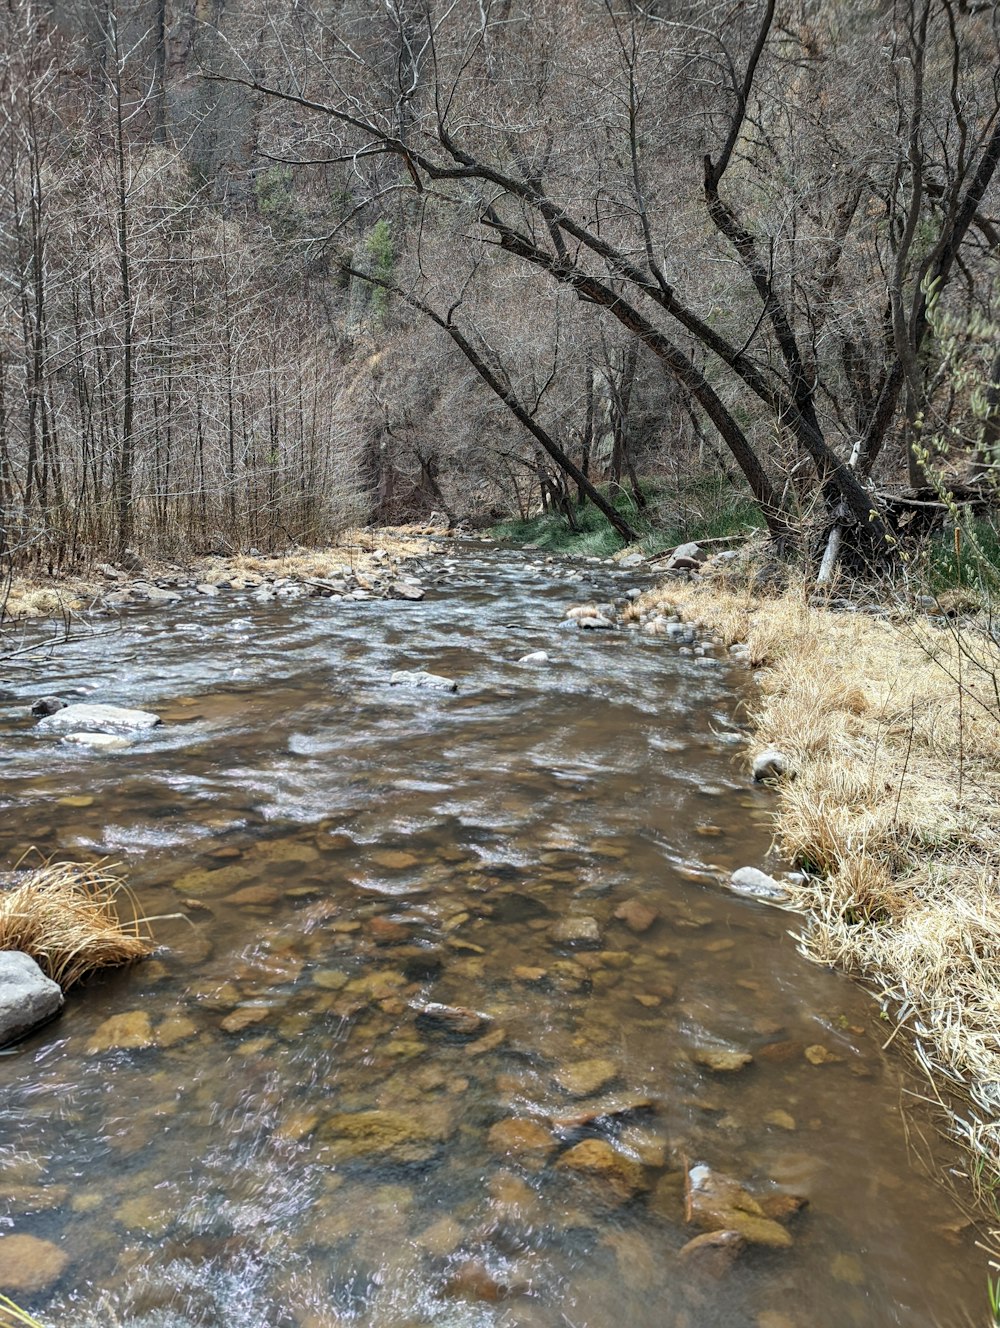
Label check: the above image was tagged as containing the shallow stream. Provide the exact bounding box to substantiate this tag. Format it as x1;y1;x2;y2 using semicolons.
0;545;983;1327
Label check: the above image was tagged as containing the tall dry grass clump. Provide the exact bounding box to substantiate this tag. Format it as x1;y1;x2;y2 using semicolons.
0;860;152;987
629;575;1000;1185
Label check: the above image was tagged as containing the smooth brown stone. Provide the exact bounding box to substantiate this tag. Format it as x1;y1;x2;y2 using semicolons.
555;1138;646;1201
613;899;659;933
678;1228;746;1273
223;884;280;906
219;1006;270;1034
87;1011;155;1053
0;1233;69;1293
553;1057;619;1097
368;916;410;944
487;1118;555;1160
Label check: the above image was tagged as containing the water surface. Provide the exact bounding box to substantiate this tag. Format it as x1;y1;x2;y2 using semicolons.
0;546;982;1327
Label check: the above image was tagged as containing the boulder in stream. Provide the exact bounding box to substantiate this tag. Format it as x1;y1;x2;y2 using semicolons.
390;670;458;693
685;1163;794;1248
37;702;161;734
0;951;63;1047
518;650;550;664
0;1233;69;1294
728;867;791;904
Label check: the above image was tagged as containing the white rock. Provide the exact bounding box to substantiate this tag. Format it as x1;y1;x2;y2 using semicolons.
61;732;134;751
618;552;645;568
671;542;707;562
38;703;161;734
518;651;549;664
390;670;458;693
752;749;790;781
0;952;63;1047
729;867;790;903
576;616;615;630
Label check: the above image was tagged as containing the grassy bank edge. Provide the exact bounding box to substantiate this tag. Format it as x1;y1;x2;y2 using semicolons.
0;526;447;624
628;575;1000;1244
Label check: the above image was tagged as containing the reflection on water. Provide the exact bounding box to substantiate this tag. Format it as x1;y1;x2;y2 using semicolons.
0;546;982;1327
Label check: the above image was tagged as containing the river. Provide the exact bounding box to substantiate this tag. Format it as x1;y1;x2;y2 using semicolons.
0;544;983;1327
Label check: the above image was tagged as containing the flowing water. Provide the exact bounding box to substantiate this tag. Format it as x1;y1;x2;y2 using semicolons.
0;545;984;1327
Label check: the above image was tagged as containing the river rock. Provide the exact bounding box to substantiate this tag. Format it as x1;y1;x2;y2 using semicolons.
685;1164;793;1248
30;696;67;716
318;1108;447;1162
38;703;161;734
554;1057;619;1097
555;1138;646;1201
729;867;790;903
677;1228;746;1274
613;898;659;933
390;670;458;693
487;1117;556;1162
690;1044;753;1073
550;916;601;948
576;615;615;630
518;650;549;664
87;1010;155;1053
413;1001;488;1036
391;582;425;600
60;731;134;751
0;1233;69;1294
752;748;790;781
0;952;63;1047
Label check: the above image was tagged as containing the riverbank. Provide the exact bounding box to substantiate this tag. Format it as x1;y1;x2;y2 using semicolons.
627;573;1000;1214
1;526;450;624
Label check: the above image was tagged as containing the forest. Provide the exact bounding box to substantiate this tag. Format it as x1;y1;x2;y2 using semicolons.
1;0;999;572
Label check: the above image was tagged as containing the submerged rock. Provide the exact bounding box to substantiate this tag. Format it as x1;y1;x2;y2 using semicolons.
685;1163;794;1249
0;1233;69;1294
38;702;161;734
613;898;659;933
318;1108;448;1162
556;1138;646;1201
690;1044;754;1074
549;916;602;948
389;669;458;693
553;1057;619;1097
413;1001;489;1036
0;951;63;1047
87;1010;155;1053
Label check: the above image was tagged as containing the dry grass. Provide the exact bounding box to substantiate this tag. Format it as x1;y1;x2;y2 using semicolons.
0;860;153;987
629;574;1000;1190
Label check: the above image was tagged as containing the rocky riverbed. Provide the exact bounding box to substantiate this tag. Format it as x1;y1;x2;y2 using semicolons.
0;543;985;1328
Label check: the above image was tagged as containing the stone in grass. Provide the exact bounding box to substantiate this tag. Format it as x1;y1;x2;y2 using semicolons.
728;867;790;904
389;669;458;693
0;951;64;1047
38;703;161;734
752;748;790;782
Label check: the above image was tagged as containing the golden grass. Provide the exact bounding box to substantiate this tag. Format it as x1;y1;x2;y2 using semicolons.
0;860;153;988
629;574;1000;1189
0;1295;46;1328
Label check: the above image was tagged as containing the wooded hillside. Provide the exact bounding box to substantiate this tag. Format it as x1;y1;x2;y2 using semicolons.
2;1;998;568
